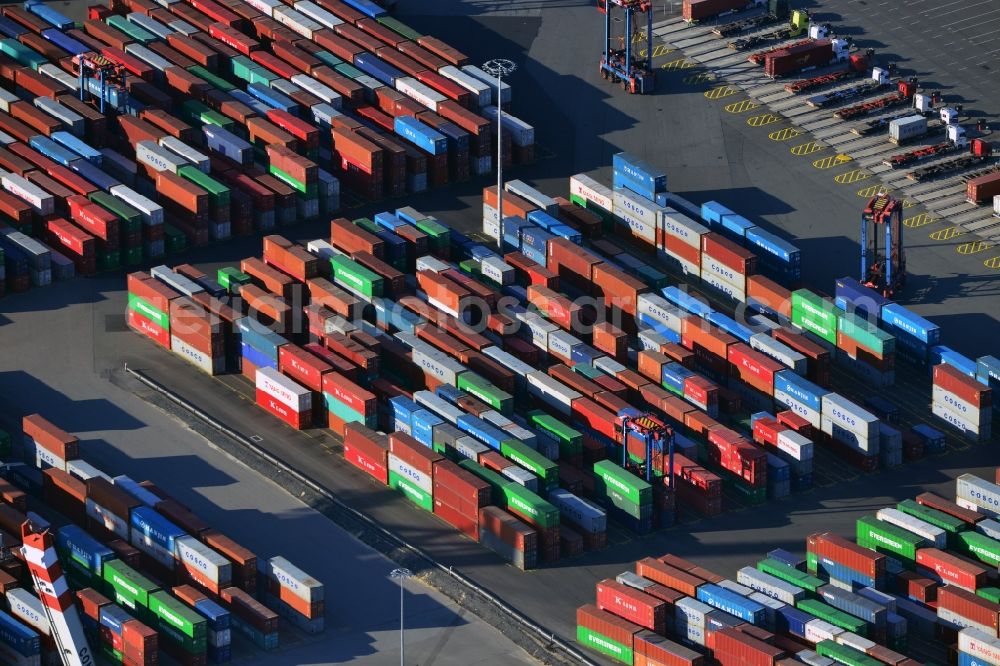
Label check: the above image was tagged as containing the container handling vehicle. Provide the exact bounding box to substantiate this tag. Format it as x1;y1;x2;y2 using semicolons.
836;78;917;120
907;138;993;181
805;66;888;108
728;8;809;50
72;51;128;114
599;0;655;94
619;414;676;485
712;0;790;37
860;194;905;299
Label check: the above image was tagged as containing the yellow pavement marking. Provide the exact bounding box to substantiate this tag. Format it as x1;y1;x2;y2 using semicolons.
813;154;851;169
747;113;781;127
857;184;887;198
705;85;739;100
724;99;759;114
661;58;696;70
929;226;965;241
682;72;716;85
902;199;916;208
632;32;647;44
790;141;825;156
768;127;802;141
903;213;937;228
984;256;1000;269
652;44;674;58
834;168;870;185
957;240;993;255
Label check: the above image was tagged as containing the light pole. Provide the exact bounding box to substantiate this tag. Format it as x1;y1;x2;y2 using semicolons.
482;58;516;250
390;567;412;666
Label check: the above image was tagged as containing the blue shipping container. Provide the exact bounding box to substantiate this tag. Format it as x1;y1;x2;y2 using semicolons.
376;212;406;230
834;276;887;317
0;609;40;656
818;585;887;626
72;158;120;192
40;28;88;55
746;227;801;265
526;209;558;230
340;0;387;18
662;362;694;393
707;312;753;343
57;525;115;575
29;135;76;167
548;225;582;244
768;549;805;570
236;318;287;361
354;52;404;85
661;286;713;319
612;152;666;198
52;131;102;166
130;506;186;552
100;604;132;635
393;116;447;155
977;355;1000;385
0;16;26;38
246;83;297;113
412;409;443;447
880;304;939;345
26;1;74;30
773;370;826;412
241;343;277;371
719;214;755;240
203;125;252;164
929;345;977;377
813;556;877;589
696;584;766;624
194;598;232;631
701;201;733;226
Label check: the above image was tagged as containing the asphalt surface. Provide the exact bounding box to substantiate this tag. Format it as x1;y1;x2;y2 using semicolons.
0;278;536;666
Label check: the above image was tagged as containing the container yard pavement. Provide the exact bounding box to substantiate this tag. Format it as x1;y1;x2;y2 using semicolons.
390;0;1000;358
0;280;536;666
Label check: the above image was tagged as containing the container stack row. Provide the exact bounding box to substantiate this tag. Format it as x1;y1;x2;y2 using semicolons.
576;474;1000;665
0;413;324;665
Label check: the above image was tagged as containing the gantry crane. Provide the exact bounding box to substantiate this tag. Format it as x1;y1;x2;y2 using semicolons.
598;0;655;94
73;52;128;114
620;413;675;486
861;193;905;298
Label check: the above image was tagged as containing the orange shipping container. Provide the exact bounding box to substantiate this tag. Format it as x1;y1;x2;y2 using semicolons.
329;218;385;258
263;235;319;282
240;256;295;300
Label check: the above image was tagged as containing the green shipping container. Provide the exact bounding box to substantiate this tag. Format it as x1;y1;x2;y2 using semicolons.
248;66;278;86
499;439;558;489
856;515;924;561
269;164;317;196
573;364;604;381
458;459;507;505
334;62;364;80
791;290;838;345
592;460;652;507
148;591;207;639
896;499;967;534
98;251;121;271
459;259;480;276
178;166;230;208
756;558;825;593
123;246;143;266
352;217;381;235
330;255;383;299
88;191;139;228
577;625;633;665
99;643;123;663
164;225;188;253
325;392;377;429
570;193;612;221
375;16;423;42
314;50;343;68
0;39;45;70
955;531;1000;568
107;15;156;43
726;478;767;505
217;267;251;292
815;639;882;666
188;65;236;92
457;372;513;414
838;311;895;356
231;56;256;81
797;599;867;636
103;560;159;613
501;482;559;529
978;587;1000;605
528;411;582;459
415;218;450;245
128;294;169;330
180;100;233;131
389;470;433;511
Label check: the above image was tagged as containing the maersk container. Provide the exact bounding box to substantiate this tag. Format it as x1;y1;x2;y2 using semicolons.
880;304;939;345
774;369;826;410
394;116;447;155
57;524;115;575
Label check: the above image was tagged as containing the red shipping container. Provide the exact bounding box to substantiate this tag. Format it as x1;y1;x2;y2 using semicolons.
388;432;442;476
777;411;812;437
571;397;618;442
967;172;1000;204
263;235;319;282
577;604;641;652
279;344;332;393
683;0;747;21
808;533;885;579
256;388;310;429
330;217;385;258
916;548;987;591
23;415;78;460
323;372;376;417
480;451;511;474
128;308;170;349
747;275;793;317
683;376;718;409
916;492;984;525
896;570;938;602
728;343;783;393
707;429;767;487
938;585;1000;630
241;257;295;300
596;579;667;633
343;440;388;484
479;506;536;555
934;363;992;408
433;497;477;541
592;262;647;315
752;417;782;447
635;558;702;596
681;317;737;359
433;459;490;508
713;628;785;666
635;630;705;666
702;232;756;274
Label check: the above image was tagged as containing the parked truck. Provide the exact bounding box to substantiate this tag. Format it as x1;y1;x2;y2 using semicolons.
907;138;993;181
764;39;850;78
684;0;765;23
728;9;808;50
805;67;888;108
967;172;1000;205
713;0;791;37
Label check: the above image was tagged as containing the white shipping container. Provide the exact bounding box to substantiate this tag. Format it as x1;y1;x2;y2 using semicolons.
775;429;814;461
388;452;432;494
636;294;687;334
108;185;163;227
31;441;66;472
675;597;712;628
995;194;1000;216
957;496;981;513
750;333;808;374
736;567;805;605
396;77;446;112
175;535;232;585
804;619;844;644
256;366;312;412
455;435;489;460
516;310;558;350
569;174;613;212
820;415;878;453
933;401;990;439
638;329;669;352
821;393;879;440
272;6;321;38
501;466;538;491
412;347;463;385
159;136;210;173
960;628;1000;666
548;330;580;361
131;529;176;568
701;254;747;289
774;387;821;428
977;518;1000;541
265;555;323;602
797;651;835;666
113;474;161;505
68;460;112;482
933;386;989;425
835;633;876;653
414;390;464;424
480;256;514;286
876;508;947;548
34;98;84;136
614;188;658;227
504;179;558;214
482;212;500;241
618;572;656;591
128;12;174;39
244;0;281;15
482;346;534;378
957;474;1000;517
2;171;55;215
415;255;450;273
171;335;224;375
136;140;188;173
548;489;606;534
291;74;342;108
6;589;50;636
594;356;627;376
699;268;747;302
716;579;754;597
480;107;533;146
939;607;993;635
438;65;491;107
294;0;342;28
38;64;80;93
616;206;656;244
461;65;510;104
526;371;581;416
85;498;129;539
660;209;709;248
306;238;343;261
0;89;17;113
125;43;173;73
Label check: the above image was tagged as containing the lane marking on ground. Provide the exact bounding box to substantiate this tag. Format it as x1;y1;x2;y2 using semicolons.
929;226;965;241
661;57;696;70
984;256;1000;269
705;85;739;100
768;127;802;141
813;154;851;169
724;99;759;114
632;32;647;43
903;212;937;228
747;113;781;127
834;168;870;185
957;240;993;255
790;141;825;156
637;44;675;59
902;199;917;208
857;184;887;198
683;72;716;85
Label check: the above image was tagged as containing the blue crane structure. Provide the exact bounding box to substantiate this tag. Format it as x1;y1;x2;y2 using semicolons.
598;0;655;94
